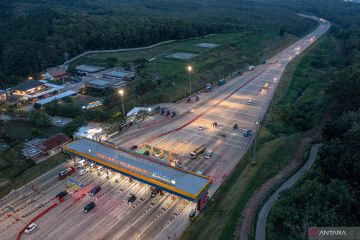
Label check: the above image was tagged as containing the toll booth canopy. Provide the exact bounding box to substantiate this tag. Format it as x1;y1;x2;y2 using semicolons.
63;139;211;202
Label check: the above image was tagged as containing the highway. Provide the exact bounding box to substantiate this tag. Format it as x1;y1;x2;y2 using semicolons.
0;16;329;240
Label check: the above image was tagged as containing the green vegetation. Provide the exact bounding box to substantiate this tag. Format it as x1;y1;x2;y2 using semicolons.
182;31;335;240
0;0;316;88
266;1;360;239
0;152;67;198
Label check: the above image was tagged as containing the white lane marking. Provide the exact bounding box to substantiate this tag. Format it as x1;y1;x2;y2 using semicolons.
262;73;279;77
210;106;259;117
205;112;255;124
182;129;248;147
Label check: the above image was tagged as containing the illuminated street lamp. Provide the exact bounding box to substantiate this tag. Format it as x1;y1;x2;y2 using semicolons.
118;89;125;119
187;65;192;96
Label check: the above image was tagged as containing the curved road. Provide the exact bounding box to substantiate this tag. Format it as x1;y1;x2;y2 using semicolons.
255;144;322;240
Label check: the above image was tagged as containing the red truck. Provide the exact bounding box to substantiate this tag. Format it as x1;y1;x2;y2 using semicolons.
58;167;75;180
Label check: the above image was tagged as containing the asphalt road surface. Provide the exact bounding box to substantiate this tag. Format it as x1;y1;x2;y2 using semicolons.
0;16;329;240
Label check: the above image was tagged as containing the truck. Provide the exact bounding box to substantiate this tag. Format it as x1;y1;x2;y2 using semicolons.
261;83;269;92
189;209;199;221
218;79;226;86
58;167;75;180
190;144;206;159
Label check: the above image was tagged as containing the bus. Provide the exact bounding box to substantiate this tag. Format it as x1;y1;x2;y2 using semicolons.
190;144;206;159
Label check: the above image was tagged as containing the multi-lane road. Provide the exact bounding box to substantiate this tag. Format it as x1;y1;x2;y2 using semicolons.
0;16;329;240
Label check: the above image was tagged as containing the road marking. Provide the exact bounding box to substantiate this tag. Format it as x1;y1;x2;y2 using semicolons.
182;129;248;147
205;112;255;124
210;106;259;117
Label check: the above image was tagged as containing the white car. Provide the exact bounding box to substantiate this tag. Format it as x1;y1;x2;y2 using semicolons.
247;99;252;105
24;223;37;234
205;150;213;159
78;169;87;176
190;109;196;113
56;120;64;125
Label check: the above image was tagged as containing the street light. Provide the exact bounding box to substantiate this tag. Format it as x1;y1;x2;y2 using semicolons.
252;117;261;165
118;89;125;119
187;65;192;96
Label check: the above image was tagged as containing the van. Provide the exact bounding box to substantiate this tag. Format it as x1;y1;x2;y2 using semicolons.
78;169;87;176
89;185;101;196
190;145;206;159
204;150;213;159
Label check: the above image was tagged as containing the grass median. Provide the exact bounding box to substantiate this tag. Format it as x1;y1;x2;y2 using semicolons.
181;34;335;240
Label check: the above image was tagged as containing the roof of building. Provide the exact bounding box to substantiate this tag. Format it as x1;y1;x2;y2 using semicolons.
35;90;76;105
12;80;44;91
46;68;68;78
88;79;111;87
105;69;135;79
64;139;211;200
36;133;71;152
76;64;105;73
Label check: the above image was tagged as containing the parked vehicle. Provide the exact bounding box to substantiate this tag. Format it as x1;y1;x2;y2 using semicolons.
190;144;206;159
83;201;96;213
56;191;68;200
247;99;252;105
130;145;138;150
204;150;213;159
89;185;101;196
248;65;255;71
58;167;75;180
128;194;137;204
144;151;150;156
205;83;213;92
218;79;226;85
24;223;37;234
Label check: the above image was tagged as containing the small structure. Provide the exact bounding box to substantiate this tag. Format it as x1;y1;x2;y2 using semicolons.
85;78;125;93
104;69;135;81
22;133;71;163
76;64;105;74
10;80;64;102
0;90;6;104
73;125;106;141
44;68;68;81
34;90;77;108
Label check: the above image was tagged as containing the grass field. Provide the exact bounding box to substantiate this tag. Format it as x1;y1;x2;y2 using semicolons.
0;153;67;198
72;30;299;112
181;34;334;240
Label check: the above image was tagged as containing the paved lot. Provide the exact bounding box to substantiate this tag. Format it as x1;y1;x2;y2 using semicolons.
0;17;329;240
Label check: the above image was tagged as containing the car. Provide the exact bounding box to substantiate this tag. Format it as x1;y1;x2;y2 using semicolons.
78;169;87;176
144;151;150;156
56;120;64;125
196;170;204;175
90;163;95;168
204;150;213;159
198;125;204;130
220;134;226;139
83;201;96;213
56;191;68;200
89;185;101;196
189;109;196;113
243;129;252;137
128;194;137;204
247;99;252;105
130;145;138;150
24;223;37;234
96;165;103;170
150;189;159;198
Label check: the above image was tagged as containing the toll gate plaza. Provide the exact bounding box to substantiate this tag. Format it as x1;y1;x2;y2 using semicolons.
63;139;211;208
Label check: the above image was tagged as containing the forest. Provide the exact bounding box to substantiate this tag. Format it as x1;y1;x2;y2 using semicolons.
0;0;315;88
266;0;360;239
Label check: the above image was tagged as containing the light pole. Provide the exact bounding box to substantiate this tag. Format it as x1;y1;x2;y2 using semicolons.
187;65;192;96
119;89;125;120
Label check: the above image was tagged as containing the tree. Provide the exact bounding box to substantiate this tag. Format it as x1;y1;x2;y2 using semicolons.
27;110;51;126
